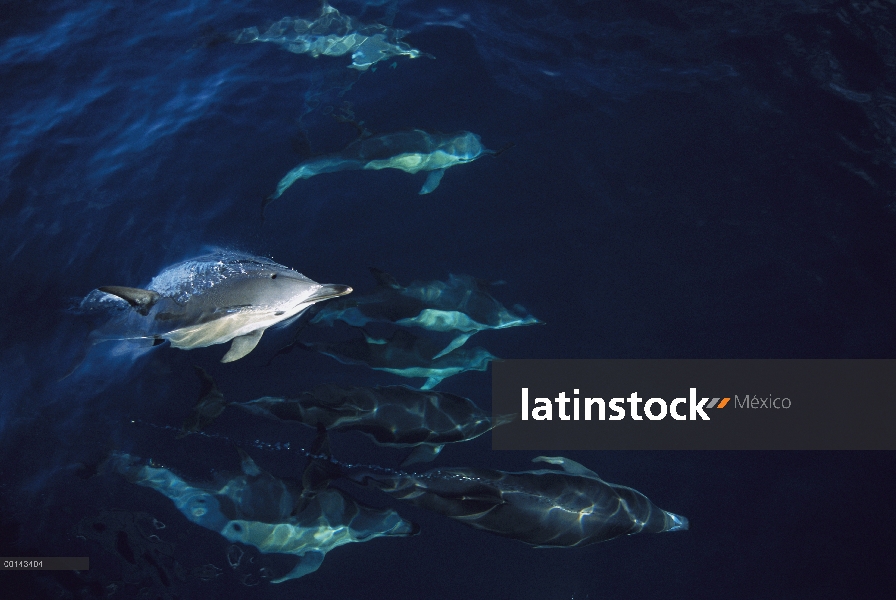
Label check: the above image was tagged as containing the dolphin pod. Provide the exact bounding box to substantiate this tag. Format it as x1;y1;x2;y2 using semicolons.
264;129;491;212
235;383;517;466
104;450;418;583
83;1;689;584
81;250;351;362
311;268;542;358
232;1;429;71
303;328;497;389
353;456;688;548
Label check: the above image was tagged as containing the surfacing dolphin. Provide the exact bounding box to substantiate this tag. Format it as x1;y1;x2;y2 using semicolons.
81;250;351;363
104;450;417;583
311;268;542;358
265;129;491;212
352;456;688;548
236;384;516;466
304;329;497;389
232;2;429;71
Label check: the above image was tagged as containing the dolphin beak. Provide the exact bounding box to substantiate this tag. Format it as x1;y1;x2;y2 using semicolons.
310;284;353;302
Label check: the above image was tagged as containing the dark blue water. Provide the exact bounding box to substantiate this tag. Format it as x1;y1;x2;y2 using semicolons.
2;0;895;598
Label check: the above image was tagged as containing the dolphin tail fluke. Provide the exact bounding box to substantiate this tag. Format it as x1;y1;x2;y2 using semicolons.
263;321;314;366
178;366;230;437
663;511;689;532
261;193;276;221
488;142;516;158
270;550;325;584
420;169;445;194
296;426;341;511
492;413;518;428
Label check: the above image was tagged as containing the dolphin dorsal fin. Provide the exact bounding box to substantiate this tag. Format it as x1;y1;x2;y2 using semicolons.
221;329;264;363
369;267;402;289
237;448;262;476
532;456;599;479
98;286;161;316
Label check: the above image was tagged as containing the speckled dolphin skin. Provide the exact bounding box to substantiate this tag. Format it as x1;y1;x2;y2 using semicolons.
232;2;428;71
82;250;351;362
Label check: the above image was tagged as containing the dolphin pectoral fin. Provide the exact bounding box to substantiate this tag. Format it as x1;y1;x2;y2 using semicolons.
271;550;325;584
432;332;475;359
400;445;444;468
420;376;443;390
221;329;265;363
98;286;162;315
236;448;262;476
420;169;445;194
532;456;600;479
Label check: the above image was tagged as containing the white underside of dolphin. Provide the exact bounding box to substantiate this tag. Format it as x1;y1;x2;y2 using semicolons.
267;130;491;207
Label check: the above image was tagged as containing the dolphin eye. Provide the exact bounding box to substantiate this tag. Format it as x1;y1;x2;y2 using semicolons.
270;273;278;279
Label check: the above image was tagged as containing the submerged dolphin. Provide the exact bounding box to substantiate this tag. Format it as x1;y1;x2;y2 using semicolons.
304;329;496;389
353;456;688;548
105;450;417;583
265;129;491;211
236;384;516;466
311;268;542;358
179;366;230;437
232;2;428;71
81;251;351;363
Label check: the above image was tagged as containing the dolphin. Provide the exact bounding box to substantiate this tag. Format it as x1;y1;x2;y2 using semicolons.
178;366;230;437
353;456;688;548
265;129;491;211
232;2;429;71
104;449;417;583
81;250;351;363
303;329;497;389
311;268;542;358
236;384;516;466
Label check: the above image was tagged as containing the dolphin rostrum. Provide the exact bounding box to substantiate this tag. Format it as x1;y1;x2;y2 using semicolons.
265;129;491;212
236;384;516;466
311;268;542;358
352;456;688;548
81;250;351;363
232;2;429;71
105;450;417;583
303;328;497;389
